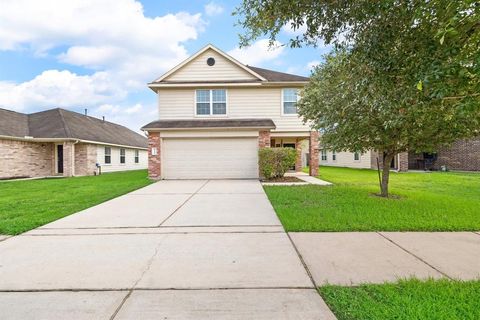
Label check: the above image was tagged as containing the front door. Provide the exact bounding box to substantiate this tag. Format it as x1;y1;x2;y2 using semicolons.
57;144;64;174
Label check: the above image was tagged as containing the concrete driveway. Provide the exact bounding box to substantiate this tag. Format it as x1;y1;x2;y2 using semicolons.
0;180;335;319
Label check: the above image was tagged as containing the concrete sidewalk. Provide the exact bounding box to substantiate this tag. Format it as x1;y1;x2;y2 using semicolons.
0;180;335;319
291;232;480;286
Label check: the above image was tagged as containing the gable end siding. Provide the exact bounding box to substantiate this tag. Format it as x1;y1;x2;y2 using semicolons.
164;49;258;82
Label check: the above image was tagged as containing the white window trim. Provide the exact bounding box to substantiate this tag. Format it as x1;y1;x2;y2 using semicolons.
281;88;300;117
332;150;337;162
119;148;126;165
104;146;112;165
194;89;228;117
134;149;139;164
321;149;328;162
354;152;361;162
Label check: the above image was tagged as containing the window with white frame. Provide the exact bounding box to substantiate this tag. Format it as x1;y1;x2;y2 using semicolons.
321;149;327;161
332;150;337;161
104;147;111;164
282;88;299;114
354;152;360;161
134;150;139;164
120;148;126;164
196;89;226;115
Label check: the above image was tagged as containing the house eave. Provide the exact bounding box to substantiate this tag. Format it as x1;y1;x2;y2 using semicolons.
0;135;147;150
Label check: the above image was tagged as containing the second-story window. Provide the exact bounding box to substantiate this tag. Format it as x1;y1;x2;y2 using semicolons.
282;88;299;115
196;89;226;115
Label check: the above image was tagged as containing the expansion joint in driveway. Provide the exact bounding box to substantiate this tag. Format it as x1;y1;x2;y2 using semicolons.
377;232;453;279
157;180;210;227
110;235;167;320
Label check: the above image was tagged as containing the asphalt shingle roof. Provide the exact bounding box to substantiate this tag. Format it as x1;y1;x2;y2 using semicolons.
142;118;276;130
0;108;147;148
247;66;309;82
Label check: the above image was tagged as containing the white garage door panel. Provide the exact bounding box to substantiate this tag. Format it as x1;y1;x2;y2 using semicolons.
163;138;259;179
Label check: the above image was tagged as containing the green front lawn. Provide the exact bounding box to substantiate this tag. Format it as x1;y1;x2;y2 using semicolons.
0;170;152;235
319;279;480;320
264;167;480;231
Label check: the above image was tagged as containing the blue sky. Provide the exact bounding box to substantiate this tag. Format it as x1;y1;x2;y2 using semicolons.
0;0;330;132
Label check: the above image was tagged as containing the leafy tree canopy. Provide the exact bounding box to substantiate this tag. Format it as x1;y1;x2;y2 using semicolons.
235;0;480;196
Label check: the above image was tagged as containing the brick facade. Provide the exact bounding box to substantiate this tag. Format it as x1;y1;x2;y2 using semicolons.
258;130;271;148
74;143;98;176
309;131;319;176
397;152;409;172
0;139;55;179
148;132;161;179
409;137;480;171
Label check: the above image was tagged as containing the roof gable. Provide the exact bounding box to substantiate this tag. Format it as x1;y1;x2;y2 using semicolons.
152;45;266;83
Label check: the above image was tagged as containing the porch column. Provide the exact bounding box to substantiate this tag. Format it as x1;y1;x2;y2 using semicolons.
295;138;303;172
309;131;319;176
398;152;409;172
148;132;161;180
258;130;271;148
62;141;75;177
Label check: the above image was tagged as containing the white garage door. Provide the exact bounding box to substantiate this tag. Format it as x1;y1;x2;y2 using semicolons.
163;137;259;179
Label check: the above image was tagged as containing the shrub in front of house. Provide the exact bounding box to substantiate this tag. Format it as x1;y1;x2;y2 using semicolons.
259;147;296;179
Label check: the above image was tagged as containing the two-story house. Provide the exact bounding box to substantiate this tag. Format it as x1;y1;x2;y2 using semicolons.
141;44;318;179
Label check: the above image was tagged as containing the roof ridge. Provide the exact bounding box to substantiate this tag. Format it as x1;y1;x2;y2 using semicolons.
0;107;27;116
57;108;72;138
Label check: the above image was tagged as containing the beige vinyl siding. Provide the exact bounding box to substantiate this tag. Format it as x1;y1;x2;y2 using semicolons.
96;145;147;173
164;49;257;82
157;87;310;133
320;150;373;169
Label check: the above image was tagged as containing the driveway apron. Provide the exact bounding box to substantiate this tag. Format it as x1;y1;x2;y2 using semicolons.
0;179;335;319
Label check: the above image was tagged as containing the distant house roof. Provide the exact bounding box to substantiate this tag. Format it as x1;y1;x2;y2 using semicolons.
142;118;276;130
246;66;309;82
0;108;147;148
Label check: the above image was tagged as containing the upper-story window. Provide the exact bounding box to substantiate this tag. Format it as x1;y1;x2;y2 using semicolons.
282;88;299;115
196;89;227;116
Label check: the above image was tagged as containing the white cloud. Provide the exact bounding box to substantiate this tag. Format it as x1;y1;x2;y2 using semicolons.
91;103;157;133
0;0;206;130
307;60;321;70
0;70;126;112
204;2;224;16
282;20;308;36
228;39;284;66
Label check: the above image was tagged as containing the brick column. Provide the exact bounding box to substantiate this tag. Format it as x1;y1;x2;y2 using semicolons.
295;138;303;172
258;130;271;148
63;141;75;177
397;152;409;172
148;132;161;179
309;131;319;176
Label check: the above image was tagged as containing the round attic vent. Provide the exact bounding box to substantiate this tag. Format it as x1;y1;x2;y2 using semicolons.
207;57;215;66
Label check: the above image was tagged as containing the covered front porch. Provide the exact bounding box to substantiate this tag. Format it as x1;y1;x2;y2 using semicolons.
264;131;319;176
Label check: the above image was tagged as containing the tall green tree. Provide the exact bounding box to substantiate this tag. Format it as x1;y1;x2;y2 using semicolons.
235;0;480;197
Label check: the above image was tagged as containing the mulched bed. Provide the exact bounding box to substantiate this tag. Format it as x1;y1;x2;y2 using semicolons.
261;176;305;183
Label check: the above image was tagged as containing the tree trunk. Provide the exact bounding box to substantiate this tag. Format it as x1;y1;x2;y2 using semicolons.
380;153;394;197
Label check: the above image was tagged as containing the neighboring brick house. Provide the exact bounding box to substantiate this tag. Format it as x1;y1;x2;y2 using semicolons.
141;44;319;179
408;137;480;171
319;138;480;172
0;108;148;179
